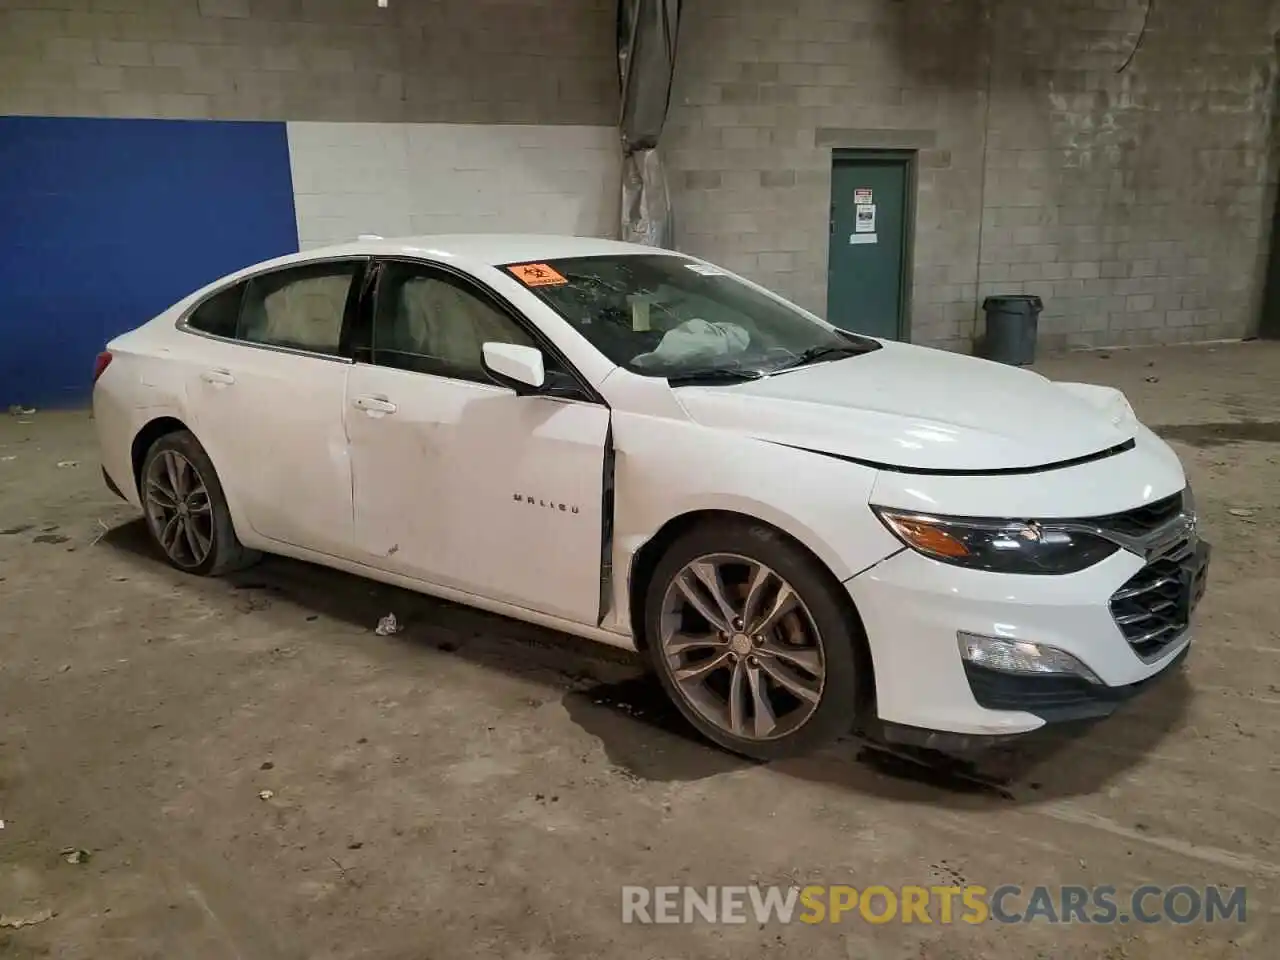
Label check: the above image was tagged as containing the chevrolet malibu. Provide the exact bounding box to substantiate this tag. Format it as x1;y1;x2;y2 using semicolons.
92;235;1210;760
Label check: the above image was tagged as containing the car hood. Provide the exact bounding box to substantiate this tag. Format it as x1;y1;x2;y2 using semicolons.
673;341;1138;472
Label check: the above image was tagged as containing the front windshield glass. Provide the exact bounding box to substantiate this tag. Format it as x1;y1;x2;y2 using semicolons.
501;254;879;381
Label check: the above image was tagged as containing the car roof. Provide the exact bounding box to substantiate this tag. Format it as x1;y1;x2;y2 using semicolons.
294;234;675;267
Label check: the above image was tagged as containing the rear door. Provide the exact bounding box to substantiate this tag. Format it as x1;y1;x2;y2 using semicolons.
344;258;611;625
181;258;367;556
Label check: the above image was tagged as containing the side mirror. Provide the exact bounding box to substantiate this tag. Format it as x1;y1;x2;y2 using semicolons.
482;342;545;393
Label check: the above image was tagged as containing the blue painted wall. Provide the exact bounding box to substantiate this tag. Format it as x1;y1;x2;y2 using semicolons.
0;116;299;408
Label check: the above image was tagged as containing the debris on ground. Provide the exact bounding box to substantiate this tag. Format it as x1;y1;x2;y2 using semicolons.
1228;508;1256;518
258;789;275;801
89;519;109;546
1;455;16;462
7;405;36;417
374;613;403;636
56;460;79;469
0;909;54;929
60;847;90;864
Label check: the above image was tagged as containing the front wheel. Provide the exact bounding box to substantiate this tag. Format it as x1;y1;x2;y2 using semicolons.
643;519;864;761
140;430;260;576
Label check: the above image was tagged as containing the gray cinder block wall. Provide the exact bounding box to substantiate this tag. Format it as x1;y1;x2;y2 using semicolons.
3;0;1278;352
0;0;624;251
0;0;616;126
665;0;1280;351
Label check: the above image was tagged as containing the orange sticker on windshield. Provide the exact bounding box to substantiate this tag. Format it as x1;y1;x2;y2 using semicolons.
508;263;568;287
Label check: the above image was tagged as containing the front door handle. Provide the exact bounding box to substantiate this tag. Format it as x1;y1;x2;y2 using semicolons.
352;395;397;415
201;369;235;386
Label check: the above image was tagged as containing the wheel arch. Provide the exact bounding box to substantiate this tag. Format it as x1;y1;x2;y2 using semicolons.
130;415;191;495
625;508;877;713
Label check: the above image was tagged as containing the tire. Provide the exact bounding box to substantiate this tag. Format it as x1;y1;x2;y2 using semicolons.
643;518;864;761
139;429;261;576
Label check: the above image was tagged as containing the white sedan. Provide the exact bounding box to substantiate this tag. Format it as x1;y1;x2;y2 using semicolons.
93;235;1210;760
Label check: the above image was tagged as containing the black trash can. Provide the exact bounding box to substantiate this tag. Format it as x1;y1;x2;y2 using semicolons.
981;295;1043;366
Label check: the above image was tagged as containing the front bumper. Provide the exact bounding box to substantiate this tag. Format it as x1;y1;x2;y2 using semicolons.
846;540;1209;740
961;638;1190;724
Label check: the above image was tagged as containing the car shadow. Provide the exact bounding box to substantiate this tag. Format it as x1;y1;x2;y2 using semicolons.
101;518;1193;807
564;670;1194;809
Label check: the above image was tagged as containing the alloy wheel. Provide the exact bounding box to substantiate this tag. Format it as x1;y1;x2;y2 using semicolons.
143;449;214;569
658;553;826;742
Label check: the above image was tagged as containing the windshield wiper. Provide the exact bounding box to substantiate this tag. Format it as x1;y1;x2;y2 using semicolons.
665;367;766;386
774;343;870;372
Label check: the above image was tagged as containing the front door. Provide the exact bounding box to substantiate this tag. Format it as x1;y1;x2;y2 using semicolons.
826;153;912;340
344;259;610;626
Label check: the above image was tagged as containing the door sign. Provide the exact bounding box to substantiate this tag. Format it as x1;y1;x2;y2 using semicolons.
855;203;876;233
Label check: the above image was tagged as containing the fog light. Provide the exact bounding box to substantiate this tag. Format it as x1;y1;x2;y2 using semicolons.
957;632;1101;683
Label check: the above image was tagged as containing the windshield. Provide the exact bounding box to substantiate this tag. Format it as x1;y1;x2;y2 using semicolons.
500;254;880;382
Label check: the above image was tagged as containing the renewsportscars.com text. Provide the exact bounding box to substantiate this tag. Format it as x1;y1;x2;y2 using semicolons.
621;884;1247;926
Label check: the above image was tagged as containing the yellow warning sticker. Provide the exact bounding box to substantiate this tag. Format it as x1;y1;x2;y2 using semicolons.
508;263;568;287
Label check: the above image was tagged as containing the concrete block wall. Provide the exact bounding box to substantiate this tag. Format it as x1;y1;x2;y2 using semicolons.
0;0;623;248
666;0;1280;351
977;0;1278;350
289;121;620;248
0;0;616;126
5;0;1278;354
0;0;621;407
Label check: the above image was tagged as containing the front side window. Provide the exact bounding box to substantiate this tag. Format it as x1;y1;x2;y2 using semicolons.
239;261;360;355
372;262;535;379
503;254;879;381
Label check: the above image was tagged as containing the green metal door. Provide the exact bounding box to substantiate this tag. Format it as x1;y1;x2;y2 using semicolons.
826;154;911;340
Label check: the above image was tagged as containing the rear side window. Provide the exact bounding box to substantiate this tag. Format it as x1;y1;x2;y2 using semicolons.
186;283;244;338
240;262;360;356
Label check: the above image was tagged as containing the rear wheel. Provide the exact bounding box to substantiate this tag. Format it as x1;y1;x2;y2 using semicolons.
140;430;260;576
643;519;863;761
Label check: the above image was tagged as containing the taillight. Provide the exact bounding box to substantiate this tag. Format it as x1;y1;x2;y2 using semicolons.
93;351;113;384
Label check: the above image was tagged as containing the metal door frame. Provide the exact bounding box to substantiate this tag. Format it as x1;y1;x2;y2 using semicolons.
829;148;917;342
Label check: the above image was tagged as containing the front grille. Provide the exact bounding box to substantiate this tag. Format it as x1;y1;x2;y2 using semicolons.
1109;536;1207;661
1089;491;1183;538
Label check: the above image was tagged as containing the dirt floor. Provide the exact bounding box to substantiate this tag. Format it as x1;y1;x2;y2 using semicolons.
1;341;1278;959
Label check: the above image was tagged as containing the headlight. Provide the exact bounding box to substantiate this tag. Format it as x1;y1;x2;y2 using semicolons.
873;507;1119;574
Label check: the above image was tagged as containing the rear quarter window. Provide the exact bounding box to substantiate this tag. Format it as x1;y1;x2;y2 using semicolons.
186;283;244;339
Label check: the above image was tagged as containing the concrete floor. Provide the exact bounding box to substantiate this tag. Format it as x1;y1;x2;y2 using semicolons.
1;342;1278;959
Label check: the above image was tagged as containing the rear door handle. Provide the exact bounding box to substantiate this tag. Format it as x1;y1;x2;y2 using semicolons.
353;395;397;415
201;369;235;385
